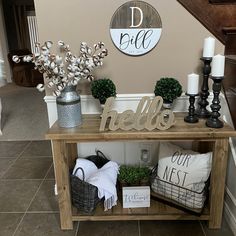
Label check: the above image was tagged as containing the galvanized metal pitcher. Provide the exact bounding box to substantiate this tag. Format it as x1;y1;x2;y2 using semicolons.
56;85;82;128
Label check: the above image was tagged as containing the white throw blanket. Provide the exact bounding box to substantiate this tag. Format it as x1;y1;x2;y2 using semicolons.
87;161;119;211
72;158;98;181
72;159;119;211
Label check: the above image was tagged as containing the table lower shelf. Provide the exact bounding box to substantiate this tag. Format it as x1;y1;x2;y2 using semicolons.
71;198;210;222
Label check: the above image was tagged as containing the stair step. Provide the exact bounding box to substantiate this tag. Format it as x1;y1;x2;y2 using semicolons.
223;54;236;128
223;27;236;34
210;0;236;4
223;28;236;54
226;55;236;63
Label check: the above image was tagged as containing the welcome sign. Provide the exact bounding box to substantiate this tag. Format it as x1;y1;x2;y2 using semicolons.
110;1;162;56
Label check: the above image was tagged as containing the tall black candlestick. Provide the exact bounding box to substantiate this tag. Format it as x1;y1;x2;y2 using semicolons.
196;57;212;118
206;77;224;128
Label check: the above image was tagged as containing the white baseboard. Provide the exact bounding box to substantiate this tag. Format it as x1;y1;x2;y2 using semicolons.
224;188;236;236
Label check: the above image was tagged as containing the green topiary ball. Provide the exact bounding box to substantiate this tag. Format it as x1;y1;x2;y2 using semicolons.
91;78;116;104
154;77;182;103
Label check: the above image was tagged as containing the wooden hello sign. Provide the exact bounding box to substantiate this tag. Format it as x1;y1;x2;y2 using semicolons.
110;1;162;56
99;96;176;131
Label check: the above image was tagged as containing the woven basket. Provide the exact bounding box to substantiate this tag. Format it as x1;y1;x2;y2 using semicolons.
71;167;100;213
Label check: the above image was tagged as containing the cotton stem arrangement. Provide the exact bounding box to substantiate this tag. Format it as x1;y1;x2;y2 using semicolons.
12;40;108;96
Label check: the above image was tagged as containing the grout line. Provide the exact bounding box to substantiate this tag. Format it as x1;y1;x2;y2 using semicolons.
12;179;44;236
0;141;32;179
0;178;48;181
138;220;141;236
75;221;80;236
18;141;33;158
0;157;53;181
12;159;53;236
199;221;207;236
0;211;59;214
19;211;60;214
18;156;53;159
0;211;26;214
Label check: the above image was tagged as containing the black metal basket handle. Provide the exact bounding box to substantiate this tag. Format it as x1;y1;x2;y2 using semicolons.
95;149;109;161
151;163;158;181
73;167;85;181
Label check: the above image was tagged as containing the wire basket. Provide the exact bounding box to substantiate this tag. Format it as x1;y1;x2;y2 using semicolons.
151;177;209;214
71;167;100;214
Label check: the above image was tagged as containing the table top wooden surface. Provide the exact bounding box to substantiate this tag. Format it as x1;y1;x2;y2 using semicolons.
46;113;236;142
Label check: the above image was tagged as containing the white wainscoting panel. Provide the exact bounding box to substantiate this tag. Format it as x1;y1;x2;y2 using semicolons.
77;142;125;164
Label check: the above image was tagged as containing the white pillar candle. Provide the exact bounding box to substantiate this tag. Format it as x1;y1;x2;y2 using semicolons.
203;37;215;58
187;73;199;95
211;54;225;77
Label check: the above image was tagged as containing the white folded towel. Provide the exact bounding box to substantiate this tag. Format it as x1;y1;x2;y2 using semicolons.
72;158;98;181
87;161;119;211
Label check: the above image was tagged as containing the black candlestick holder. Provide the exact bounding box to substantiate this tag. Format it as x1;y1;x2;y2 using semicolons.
206;76;224;128
196;57;212;118
184;93;199;123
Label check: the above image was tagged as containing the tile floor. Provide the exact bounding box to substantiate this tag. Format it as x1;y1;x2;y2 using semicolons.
0;140;234;236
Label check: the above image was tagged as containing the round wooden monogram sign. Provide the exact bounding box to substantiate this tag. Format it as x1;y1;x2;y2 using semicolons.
110;1;162;56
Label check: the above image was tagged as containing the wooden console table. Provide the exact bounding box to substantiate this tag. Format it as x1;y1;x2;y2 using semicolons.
46;113;236;230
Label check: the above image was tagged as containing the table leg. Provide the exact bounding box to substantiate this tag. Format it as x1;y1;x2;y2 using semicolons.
67;143;78;170
52;140;73;230
208;138;229;229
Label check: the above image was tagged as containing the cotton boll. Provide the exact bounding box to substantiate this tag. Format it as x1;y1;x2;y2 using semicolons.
47;81;54;88
36;84;45;92
42;49;50;55
35;42;40;48
87;47;92;54
87;75;94;81
55;55;62;65
58;40;64;46
75;72;80;77
74;76;81;82
57;84;64;91
62;77;68;82
94;44;99;50
98;42;105;48
52;77;59;84
80;47;86;53
68;72;74;79
53;90;61;96
71;79;78;86
45;41;53;49
50;62;56;69
83;68;90;74
23;55;33;62
53;67;59;74
102;49;108;56
41;45;47;51
12;55;20;63
64;45;70;51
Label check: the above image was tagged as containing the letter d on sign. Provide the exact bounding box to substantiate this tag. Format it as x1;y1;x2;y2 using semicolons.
130;7;143;28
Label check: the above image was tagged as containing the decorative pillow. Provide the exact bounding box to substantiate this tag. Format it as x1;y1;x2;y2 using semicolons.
152;142;212;209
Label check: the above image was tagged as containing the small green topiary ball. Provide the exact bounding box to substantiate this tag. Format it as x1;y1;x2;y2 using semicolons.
154;77;182;103
91;78;117;104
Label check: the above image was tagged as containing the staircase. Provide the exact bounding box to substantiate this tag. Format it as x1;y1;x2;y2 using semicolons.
177;0;236;128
